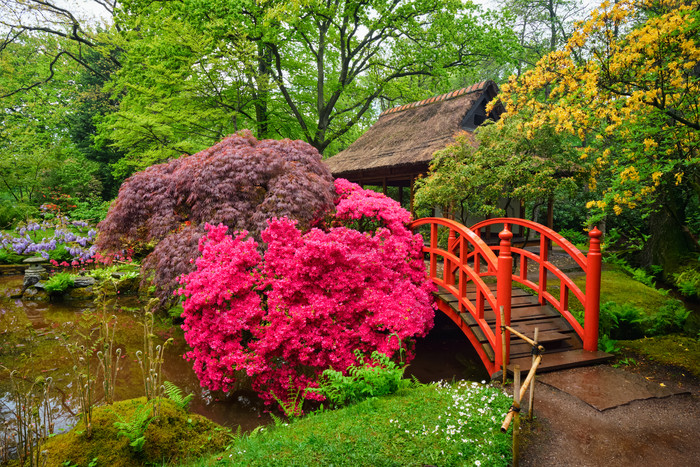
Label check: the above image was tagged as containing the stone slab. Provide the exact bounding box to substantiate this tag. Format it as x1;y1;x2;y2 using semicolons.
538;365;690;411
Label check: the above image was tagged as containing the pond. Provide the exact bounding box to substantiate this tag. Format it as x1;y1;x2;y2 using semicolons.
0;273;485;445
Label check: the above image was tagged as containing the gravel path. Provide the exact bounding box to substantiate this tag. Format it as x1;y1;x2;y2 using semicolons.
519;361;700;466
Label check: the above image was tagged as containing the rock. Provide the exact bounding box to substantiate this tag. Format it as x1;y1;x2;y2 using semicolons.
73;276;96;288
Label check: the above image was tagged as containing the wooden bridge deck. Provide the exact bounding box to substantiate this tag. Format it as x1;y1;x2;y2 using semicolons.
435;284;613;374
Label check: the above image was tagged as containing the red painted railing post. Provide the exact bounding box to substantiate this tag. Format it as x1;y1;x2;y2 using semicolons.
497;227;513;364
584;227;603;352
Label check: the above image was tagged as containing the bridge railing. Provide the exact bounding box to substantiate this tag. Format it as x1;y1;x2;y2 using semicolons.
470;218;602;352
409;218;515;371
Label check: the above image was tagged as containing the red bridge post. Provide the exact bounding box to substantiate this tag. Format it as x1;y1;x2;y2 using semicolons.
497;227;513;364
584;227;603;351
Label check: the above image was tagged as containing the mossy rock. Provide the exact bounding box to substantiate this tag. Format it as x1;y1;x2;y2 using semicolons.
65;286;96;300
42;397;231;467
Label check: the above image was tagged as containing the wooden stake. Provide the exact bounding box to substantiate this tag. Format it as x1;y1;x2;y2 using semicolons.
501;306;507;387
528;328;539;420
513;365;521;467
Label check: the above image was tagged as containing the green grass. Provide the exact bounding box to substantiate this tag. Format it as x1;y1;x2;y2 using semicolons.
192;381;512;467
523;266;672;317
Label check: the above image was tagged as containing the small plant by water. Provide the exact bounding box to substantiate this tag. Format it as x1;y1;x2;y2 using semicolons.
136;300;173;409
43;272;75;294
0;368;55;466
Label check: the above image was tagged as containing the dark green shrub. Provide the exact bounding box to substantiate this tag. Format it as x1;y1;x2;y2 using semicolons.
0;249;24;264
0;202;38;228
643;299;690;336
599;301;646;340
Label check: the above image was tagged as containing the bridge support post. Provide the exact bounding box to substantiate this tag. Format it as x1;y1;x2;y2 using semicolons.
497;228;513;365
584;227;603;352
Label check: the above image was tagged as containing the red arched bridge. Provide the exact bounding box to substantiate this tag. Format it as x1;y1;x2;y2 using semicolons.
409;217;612;376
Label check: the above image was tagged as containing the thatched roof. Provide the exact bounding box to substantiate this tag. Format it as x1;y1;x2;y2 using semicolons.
325;80;503;185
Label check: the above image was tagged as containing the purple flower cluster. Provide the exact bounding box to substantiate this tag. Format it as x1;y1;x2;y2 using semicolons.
1;216;97;262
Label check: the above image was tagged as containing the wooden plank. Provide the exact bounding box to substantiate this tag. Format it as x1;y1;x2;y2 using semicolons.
508;350;613;374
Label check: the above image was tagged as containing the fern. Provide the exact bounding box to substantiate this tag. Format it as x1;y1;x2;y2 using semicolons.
112;403;153;452
270;378;306;419
163;381;193;411
310;350;409;408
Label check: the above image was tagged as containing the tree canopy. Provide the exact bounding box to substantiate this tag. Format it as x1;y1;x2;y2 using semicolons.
495;0;700;269
100;0;517;176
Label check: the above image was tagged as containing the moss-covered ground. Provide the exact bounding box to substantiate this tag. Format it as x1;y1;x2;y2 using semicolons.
619;335;700;379
35;398;231;467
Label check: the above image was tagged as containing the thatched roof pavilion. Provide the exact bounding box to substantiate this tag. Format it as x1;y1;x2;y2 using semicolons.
325;80;504;205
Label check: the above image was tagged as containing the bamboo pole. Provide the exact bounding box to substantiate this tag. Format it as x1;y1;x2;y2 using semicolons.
512;365;521;467
501;306;507;386
501;354;543;432
528;328;539;420
505;325;545;353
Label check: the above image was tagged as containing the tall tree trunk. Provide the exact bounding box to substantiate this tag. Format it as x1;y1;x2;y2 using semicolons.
639;192;698;279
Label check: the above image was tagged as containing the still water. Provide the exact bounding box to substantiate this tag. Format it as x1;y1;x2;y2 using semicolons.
0;274;485;436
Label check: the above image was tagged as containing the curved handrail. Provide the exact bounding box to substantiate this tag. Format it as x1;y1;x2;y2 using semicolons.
469;218;590;339
410;217;502;356
471;218;587;270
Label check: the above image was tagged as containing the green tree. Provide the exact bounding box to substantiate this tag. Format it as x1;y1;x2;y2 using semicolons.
414;113;581;225
0;34;102;206
102;0;517;175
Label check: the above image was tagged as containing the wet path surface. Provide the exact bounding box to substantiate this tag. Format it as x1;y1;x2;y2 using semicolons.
520;363;700;466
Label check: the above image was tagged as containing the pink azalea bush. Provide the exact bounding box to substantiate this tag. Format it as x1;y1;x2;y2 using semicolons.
178;179;435;407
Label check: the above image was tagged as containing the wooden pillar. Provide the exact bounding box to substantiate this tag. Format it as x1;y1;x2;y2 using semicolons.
584;227;603;351
497;227;513;364
410;177;415;217
382;177;387;196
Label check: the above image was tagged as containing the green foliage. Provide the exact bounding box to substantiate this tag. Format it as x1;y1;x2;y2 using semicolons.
70;197;113;223
42;398;230;467
558;228;589;248
112;402;153;453
644;300;691;337
599;301;646;341
43;272;75;294
0;248;24;264
598;334;621;354
673;264;700;299
0;201;37;228
414;114;580;224
103;0;517;176
309;351;408;408
587;299;690;343
162;381;193;411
